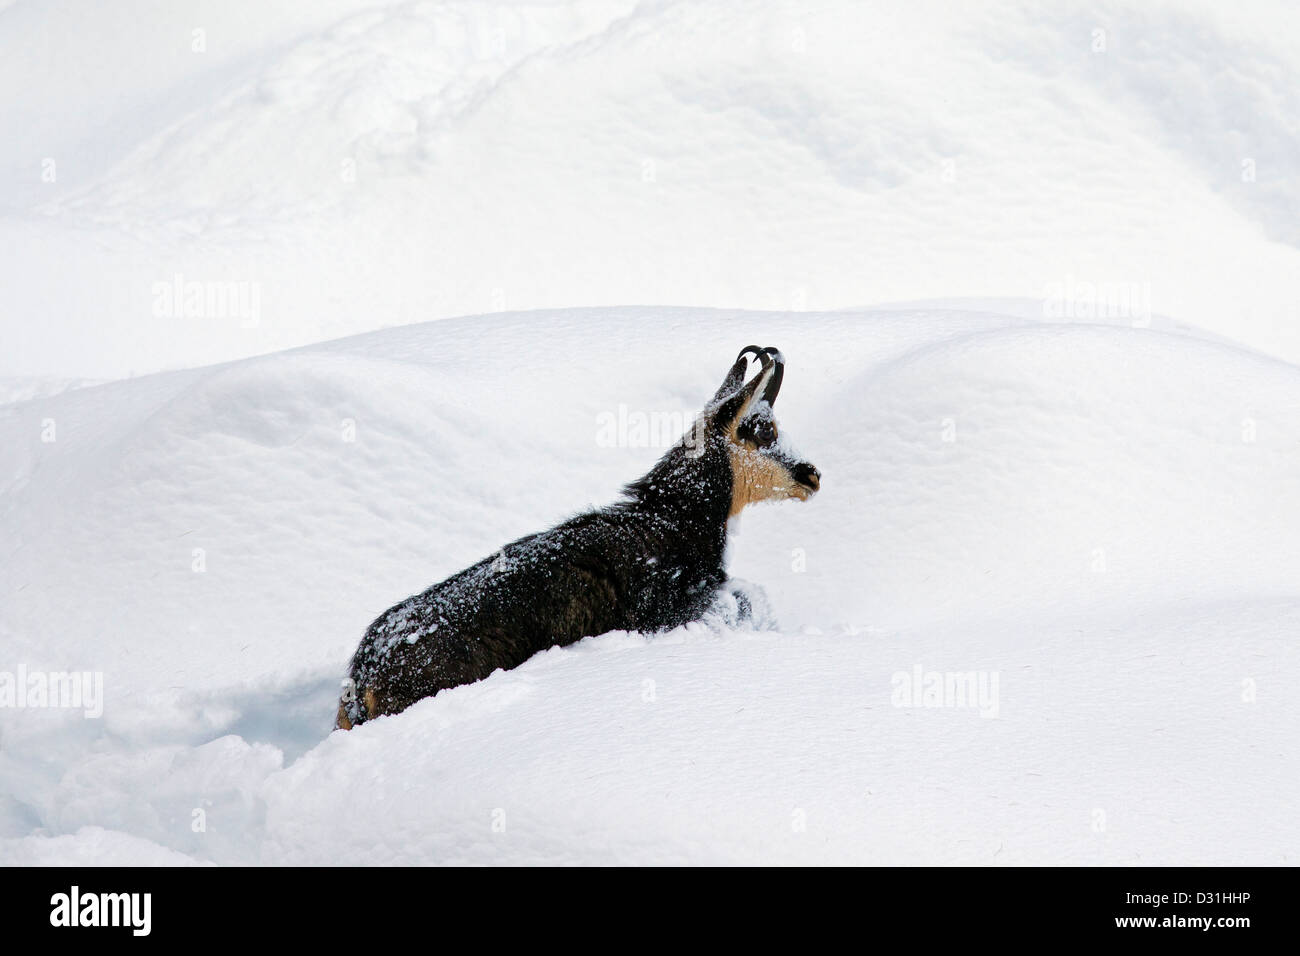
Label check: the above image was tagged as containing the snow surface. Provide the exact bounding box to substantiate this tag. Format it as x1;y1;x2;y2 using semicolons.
2;305;1298;865
5;0;1300;380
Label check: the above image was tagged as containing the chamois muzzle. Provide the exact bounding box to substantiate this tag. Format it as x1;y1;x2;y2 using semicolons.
792;461;820;492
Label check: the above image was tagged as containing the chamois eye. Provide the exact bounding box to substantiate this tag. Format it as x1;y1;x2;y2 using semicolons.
750;420;776;445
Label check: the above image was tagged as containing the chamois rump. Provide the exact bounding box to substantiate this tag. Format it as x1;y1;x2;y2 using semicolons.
336;346;820;729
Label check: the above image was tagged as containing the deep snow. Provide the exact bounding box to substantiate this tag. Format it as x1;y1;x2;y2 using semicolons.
5;0;1300;379
2;305;1297;864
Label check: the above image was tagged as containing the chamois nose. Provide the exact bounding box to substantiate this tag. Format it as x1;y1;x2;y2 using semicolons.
793;462;820;491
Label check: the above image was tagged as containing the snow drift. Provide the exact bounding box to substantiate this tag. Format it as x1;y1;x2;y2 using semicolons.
5;0;1300;380
2;304;1297;864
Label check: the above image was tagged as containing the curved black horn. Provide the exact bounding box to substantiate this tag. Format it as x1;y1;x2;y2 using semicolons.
711;345;771;405
759;347;784;406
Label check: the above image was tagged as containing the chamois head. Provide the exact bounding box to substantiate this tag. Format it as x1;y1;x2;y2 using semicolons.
704;345;821;516
625;346;820;520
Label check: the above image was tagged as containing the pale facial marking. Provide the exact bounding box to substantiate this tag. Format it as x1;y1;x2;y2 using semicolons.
726;442;814;515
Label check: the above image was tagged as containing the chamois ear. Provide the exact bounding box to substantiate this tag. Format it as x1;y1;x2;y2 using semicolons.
711;348;776;430
709;345;764;406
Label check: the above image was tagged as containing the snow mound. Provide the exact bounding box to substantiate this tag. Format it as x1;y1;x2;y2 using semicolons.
2;304;1297;864
6;0;1300;379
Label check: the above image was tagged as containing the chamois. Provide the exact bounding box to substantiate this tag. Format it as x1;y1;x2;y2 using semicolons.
336;346;820;729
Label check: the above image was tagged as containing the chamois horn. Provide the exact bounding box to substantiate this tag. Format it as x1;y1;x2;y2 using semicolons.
759;347;784;407
711;345;771;405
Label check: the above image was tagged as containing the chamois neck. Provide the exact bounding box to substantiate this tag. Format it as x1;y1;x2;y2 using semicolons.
621;443;732;533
